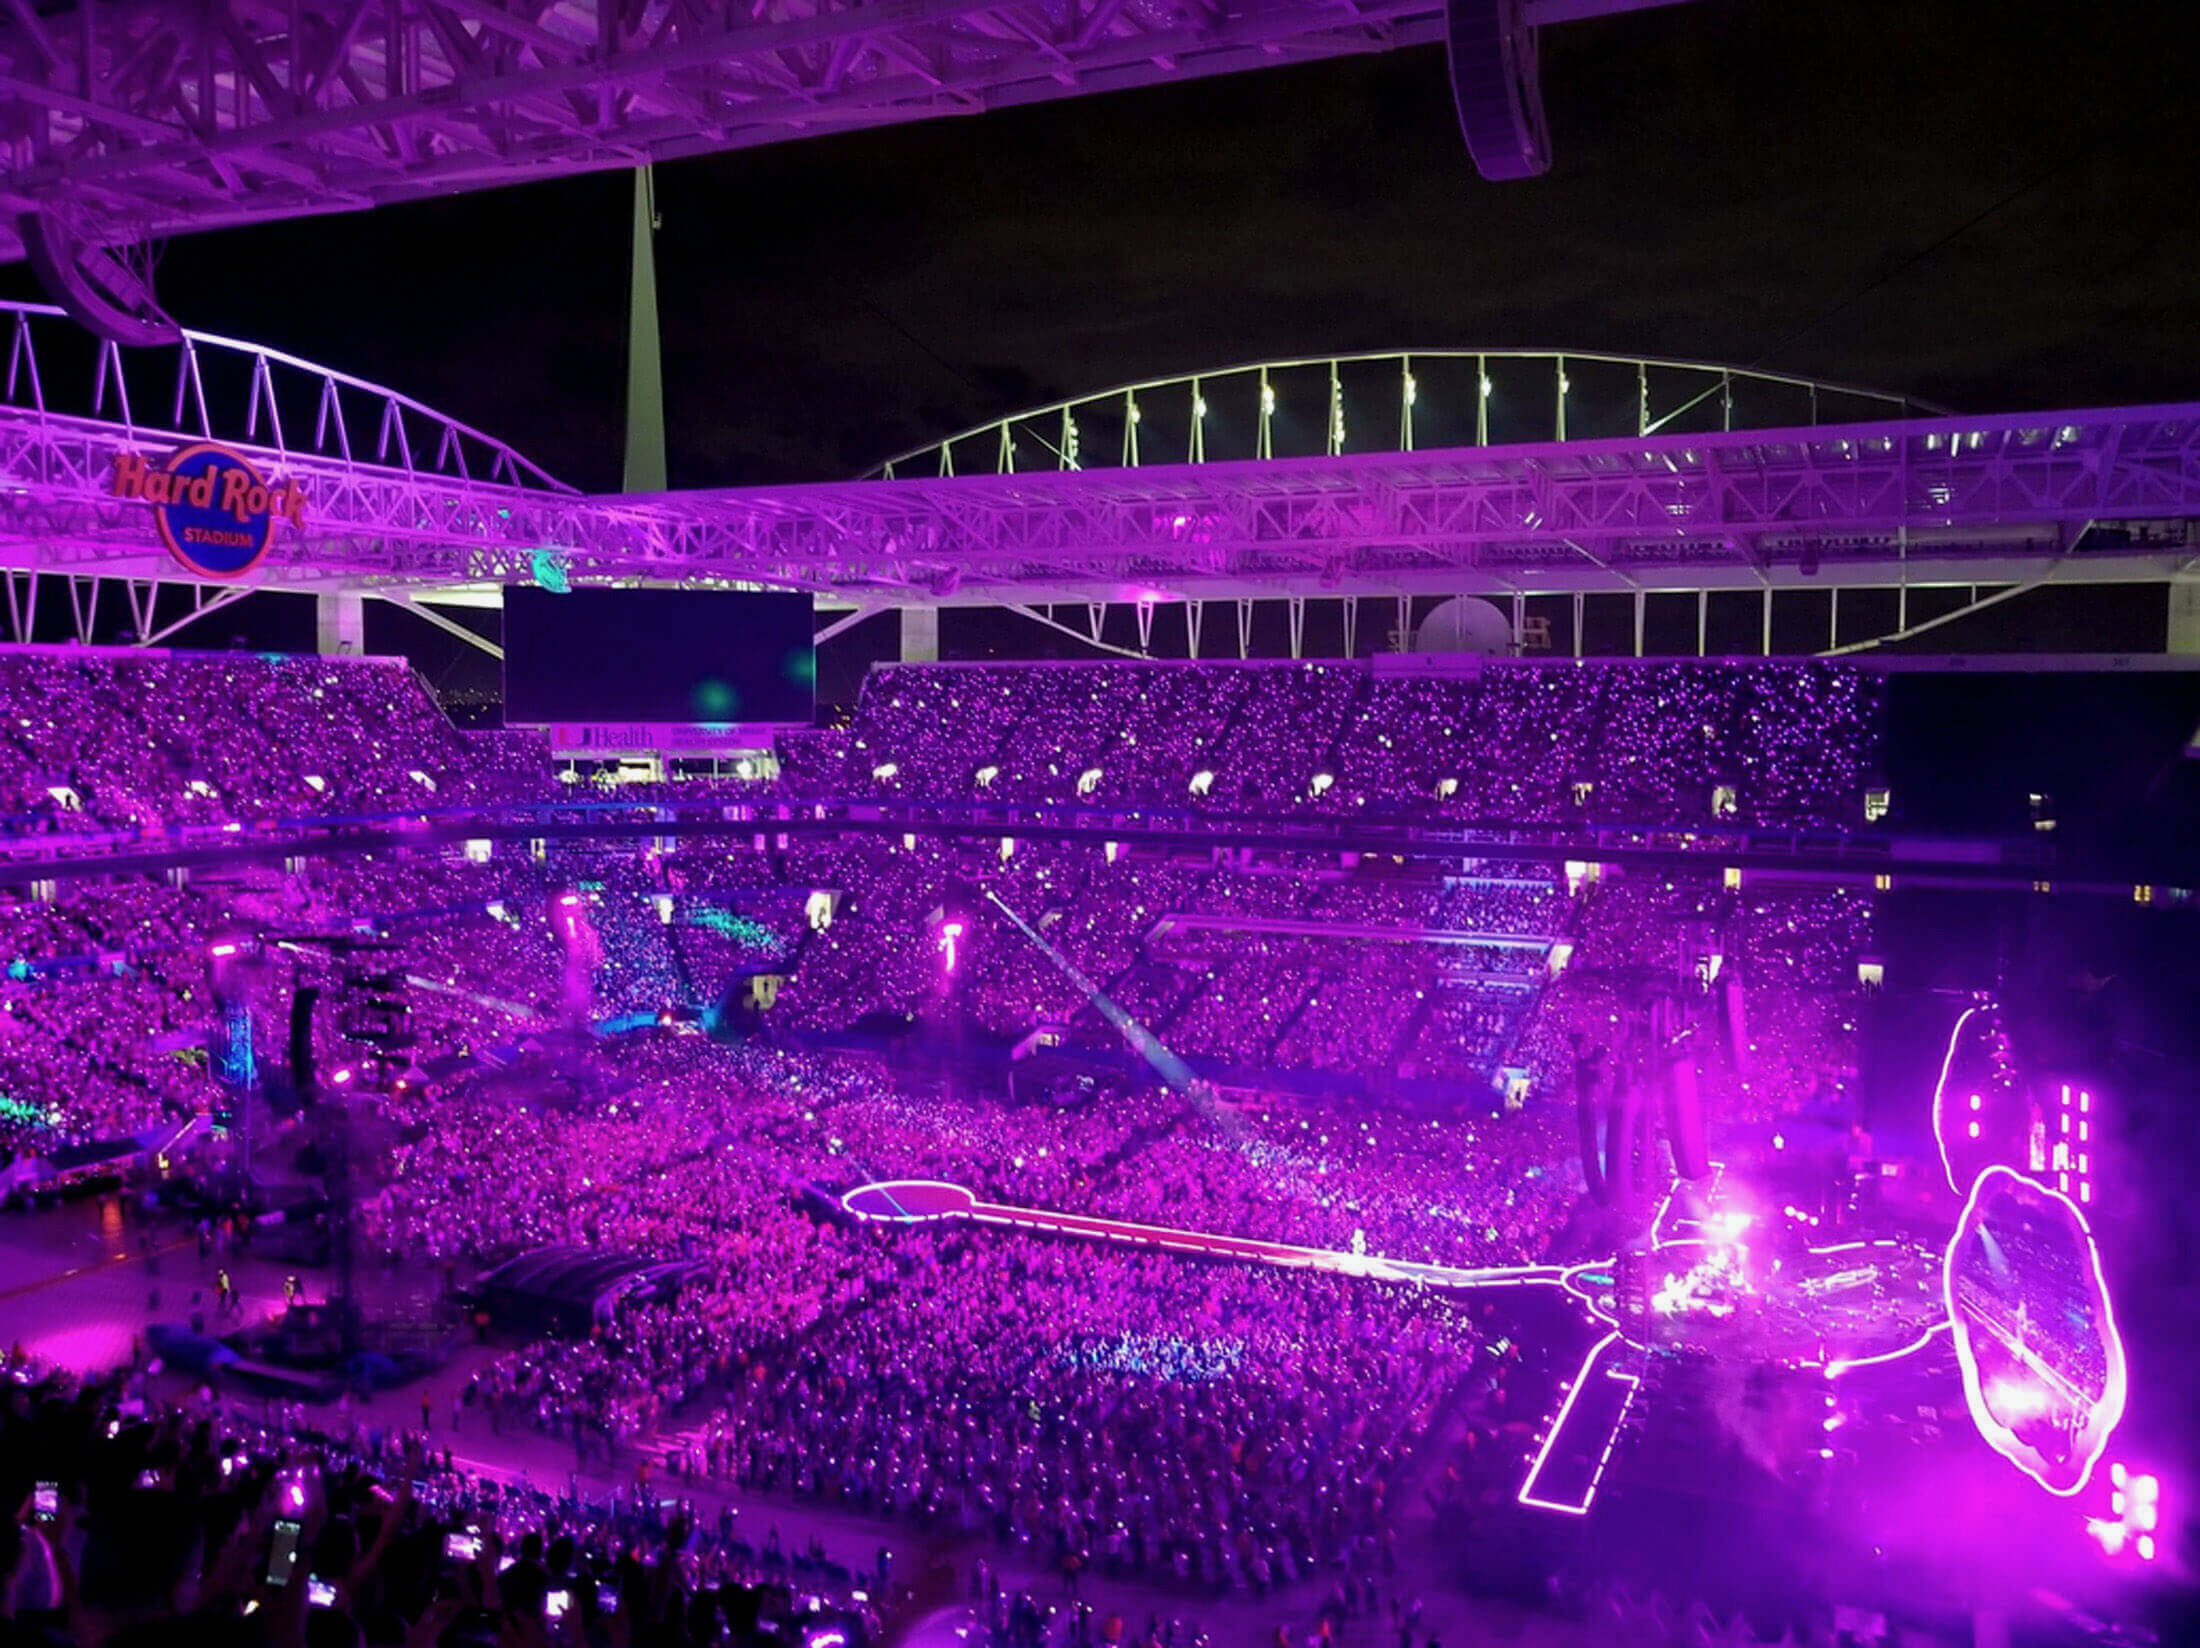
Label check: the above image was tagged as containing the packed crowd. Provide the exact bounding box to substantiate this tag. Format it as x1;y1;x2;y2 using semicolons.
698;1229;1472;1581
1071;1101;1576;1267
0;1346;1883;1648
0;644;1894;1648
766;840;1570;1092
784;660;1883;829
0;647;1882;1124
0;1355;896;1648
0;814;1872;1190
0;883;225;1161
0;647;545;838
1516;883;1872;1127
335;1030;1525;1598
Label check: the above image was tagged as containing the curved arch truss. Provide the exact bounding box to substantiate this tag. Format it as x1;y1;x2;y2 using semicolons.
872;350;1948;480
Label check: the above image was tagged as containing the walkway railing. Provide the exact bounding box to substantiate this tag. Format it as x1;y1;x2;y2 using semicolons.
0;789;2061;889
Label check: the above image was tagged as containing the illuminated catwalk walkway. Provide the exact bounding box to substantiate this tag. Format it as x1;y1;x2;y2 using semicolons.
838;1178;1565;1292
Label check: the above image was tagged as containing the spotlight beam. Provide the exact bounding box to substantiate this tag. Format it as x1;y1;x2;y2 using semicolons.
984;888;1196;1092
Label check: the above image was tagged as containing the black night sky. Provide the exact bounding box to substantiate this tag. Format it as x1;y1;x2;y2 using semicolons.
3;0;2196;687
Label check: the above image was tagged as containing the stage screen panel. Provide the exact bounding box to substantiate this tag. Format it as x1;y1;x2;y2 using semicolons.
503;588;815;725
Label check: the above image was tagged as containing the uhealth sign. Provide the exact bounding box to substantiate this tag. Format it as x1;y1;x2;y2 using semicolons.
110;443;306;578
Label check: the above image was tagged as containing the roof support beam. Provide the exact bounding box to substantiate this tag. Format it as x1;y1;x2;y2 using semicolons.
379;590;505;657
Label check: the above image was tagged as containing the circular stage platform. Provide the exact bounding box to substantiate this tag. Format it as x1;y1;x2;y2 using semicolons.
840;1180;978;1221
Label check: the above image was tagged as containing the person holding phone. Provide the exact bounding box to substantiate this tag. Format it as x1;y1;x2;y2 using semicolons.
266;1516;307;1589
10;1486;78;1633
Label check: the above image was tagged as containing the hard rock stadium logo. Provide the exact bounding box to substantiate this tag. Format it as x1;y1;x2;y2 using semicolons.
110;442;307;579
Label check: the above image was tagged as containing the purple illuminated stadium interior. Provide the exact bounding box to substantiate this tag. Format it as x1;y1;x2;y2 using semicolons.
0;131;2194;1633
6;0;2200;1629
0;625;2191;1648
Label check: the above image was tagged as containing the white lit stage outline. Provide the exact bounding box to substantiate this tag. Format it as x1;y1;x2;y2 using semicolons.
1942;1165;2128;1497
839;1004;2127;1517
1930;1001;1990;1198
842;1168;1940;1519
837;1178;1571;1293
1925;1002;2128;1494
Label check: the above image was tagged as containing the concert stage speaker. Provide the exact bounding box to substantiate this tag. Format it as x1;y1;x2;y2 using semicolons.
1444;0;1551;181
1576;1051;1609;1204
1664;1053;1711;1182
289;986;319;1091
1720;976;1751;1077
18;212;183;347
1606;1071;1643;1220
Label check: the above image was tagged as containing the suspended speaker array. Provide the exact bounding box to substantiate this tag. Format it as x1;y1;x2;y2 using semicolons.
289;985;320;1093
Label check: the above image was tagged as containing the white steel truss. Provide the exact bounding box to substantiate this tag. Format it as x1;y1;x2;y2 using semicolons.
872;350;1948;479
0;300;2194;608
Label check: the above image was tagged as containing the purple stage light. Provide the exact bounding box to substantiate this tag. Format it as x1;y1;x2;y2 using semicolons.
2050;1082;2099;1206
2088;1464;2165;1561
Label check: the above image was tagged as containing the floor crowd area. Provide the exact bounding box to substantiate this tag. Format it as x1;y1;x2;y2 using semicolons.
0;647;1891;1648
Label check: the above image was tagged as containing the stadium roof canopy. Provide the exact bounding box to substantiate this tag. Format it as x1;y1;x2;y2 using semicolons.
0;0;1687;265
0;301;2196;649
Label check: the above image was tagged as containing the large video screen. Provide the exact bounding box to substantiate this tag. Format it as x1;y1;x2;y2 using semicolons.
503;587;815;725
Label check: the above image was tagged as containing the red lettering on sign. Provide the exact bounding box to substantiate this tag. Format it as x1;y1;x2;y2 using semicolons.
110;452;148;499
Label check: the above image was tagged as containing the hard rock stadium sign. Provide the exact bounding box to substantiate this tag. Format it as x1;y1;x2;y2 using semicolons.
110;443;307;579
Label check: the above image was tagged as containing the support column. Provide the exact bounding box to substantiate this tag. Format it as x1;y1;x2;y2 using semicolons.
317;592;365;656
900;606;940;663
2170;582;2200;655
622;165;668;493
